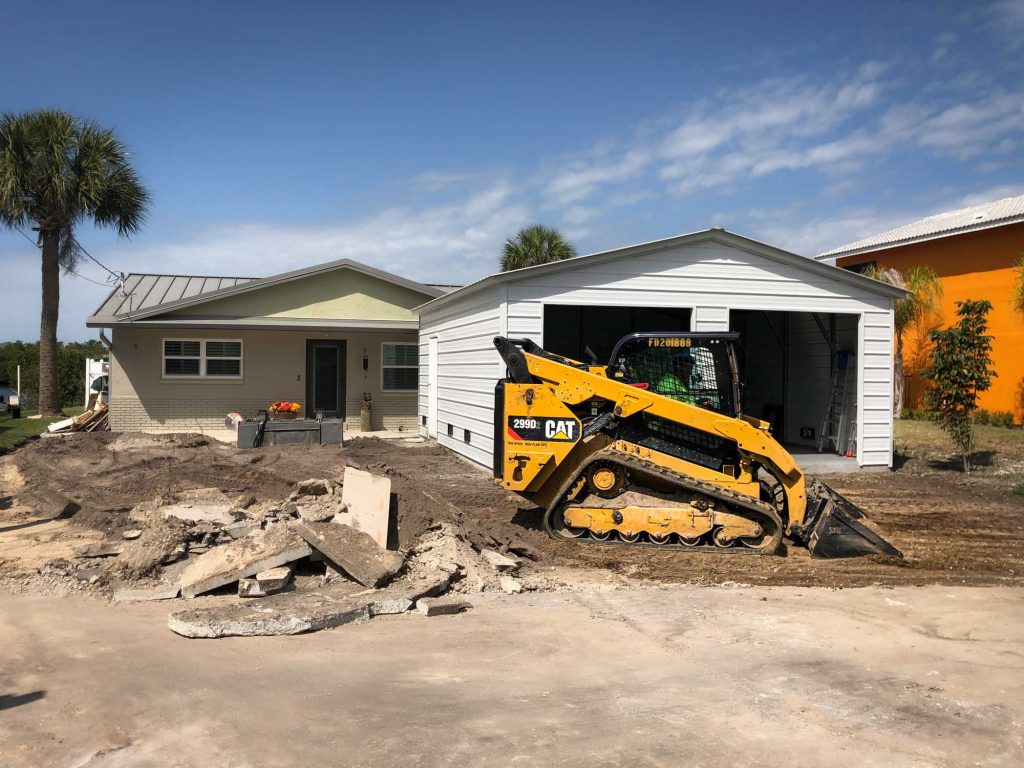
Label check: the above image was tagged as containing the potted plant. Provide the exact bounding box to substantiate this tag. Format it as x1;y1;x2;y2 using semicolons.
268;401;301;420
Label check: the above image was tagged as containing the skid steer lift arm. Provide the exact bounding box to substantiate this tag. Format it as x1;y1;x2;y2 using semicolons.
493;335;901;559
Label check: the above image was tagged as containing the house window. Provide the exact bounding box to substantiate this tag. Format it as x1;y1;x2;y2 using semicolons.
382;343;418;391
163;339;242;379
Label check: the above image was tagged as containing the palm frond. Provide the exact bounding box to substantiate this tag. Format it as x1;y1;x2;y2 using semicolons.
500;224;577;271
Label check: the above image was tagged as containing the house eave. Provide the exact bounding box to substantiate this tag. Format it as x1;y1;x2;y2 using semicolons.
86;316;420;332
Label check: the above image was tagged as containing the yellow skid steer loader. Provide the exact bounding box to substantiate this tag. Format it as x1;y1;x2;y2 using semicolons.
493;334;900;558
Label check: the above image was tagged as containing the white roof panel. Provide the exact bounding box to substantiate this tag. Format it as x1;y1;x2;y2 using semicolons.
818;193;1024;260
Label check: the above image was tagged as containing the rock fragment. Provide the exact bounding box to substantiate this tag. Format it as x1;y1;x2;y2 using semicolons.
122;529;143;540
238;566;293;597
416;596;472;617
481;549;519;572
500;576;524;595
291;478;332;499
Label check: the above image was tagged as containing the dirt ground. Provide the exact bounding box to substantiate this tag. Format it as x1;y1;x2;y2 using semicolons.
1;584;1021;767
2;424;1023;590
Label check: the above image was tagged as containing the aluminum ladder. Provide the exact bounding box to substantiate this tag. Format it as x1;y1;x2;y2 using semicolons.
817;351;854;454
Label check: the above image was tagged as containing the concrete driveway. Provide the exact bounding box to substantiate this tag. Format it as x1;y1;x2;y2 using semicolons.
1;585;1021;767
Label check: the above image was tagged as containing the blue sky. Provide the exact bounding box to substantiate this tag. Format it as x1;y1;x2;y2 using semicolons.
2;0;1023;341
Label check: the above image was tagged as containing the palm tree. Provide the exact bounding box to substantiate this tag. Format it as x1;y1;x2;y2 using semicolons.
0;110;149;417
1012;254;1024;315
865;264;943;416
500;224;577;271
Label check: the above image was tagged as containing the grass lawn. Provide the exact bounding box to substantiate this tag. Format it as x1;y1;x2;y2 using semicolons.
0;406;86;455
893;419;1024;491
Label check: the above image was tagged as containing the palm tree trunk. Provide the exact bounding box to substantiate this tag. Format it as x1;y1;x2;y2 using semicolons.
38;230;61;418
893;333;905;418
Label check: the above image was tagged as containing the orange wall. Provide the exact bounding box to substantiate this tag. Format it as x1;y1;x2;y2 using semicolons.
838;221;1024;422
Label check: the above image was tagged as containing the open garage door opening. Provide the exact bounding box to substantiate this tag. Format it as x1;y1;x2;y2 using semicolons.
542;305;692;363
731;310;859;464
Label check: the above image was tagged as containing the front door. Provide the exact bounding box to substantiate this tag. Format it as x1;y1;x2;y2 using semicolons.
305;340;346;418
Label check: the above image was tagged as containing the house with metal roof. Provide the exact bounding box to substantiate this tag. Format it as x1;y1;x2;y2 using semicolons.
417;228;906;471
87;259;444;433
818;192;1024;423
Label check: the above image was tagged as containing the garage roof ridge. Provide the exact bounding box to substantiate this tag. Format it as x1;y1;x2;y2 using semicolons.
415;228;907;313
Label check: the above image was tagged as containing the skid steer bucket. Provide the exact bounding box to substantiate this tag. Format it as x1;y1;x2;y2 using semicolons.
803;480;902;558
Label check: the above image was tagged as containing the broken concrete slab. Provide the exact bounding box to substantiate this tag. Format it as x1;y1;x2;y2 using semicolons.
296;498;342;523
238;565;293;597
113;583;181;603
339;467;391;549
482;549;519;572
291;478;332;499
293;521;404;588
160;490;235;526
416;596;472;617
500;576;524;595
77;541;124;558
223;520;259;540
179;526;311;598
368;595;414;615
168;573;449;638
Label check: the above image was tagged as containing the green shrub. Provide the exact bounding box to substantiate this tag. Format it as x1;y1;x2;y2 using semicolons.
1011;484;1024;497
901;407;935;421
975;410;991;425
990;411;1015;428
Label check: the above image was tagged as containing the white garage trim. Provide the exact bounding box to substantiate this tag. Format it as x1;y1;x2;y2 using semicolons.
418;228;906;471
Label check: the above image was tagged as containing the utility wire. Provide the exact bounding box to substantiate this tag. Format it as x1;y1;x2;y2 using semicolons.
13;225;38;247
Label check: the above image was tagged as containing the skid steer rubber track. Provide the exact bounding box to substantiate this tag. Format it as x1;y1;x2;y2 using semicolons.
542;448;784;555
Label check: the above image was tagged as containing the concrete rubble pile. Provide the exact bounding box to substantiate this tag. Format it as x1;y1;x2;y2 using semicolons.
54;466;527;638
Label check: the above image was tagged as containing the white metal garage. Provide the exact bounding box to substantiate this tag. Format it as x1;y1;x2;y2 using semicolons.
417;229;905;470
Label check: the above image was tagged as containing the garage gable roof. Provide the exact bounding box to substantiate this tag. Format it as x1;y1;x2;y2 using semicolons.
88;258;444;326
417;228;907;312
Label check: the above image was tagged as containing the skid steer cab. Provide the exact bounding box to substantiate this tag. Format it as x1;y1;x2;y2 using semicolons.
492;334;901;559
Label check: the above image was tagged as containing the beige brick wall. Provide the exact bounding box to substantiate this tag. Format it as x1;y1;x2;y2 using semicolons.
108;326;419;433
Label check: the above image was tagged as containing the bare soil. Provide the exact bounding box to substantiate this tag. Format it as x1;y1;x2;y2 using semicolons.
3;424;1022;590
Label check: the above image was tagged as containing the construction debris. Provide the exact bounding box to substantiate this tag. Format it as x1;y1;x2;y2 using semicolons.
482;549;519;572
112;583;182;603
416;596;472;617
158;488;236;526
238;566;293;597
290;478;334;499
340;466;391;548
46;402;109;434
293;521;404;588
168;573;449;638
179;526;311;598
500;576;524;595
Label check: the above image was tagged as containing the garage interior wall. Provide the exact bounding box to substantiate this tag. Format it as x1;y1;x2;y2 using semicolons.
732;310;858;450
543;305;692;362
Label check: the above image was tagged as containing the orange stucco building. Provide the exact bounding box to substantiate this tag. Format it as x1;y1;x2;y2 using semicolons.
820;195;1024;423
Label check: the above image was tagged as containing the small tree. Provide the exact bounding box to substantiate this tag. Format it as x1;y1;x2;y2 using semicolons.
922;299;996;472
500;224;576;271
1012;253;1024;316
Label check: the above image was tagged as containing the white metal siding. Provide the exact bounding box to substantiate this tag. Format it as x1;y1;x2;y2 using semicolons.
420;240;897;469
418;285;502;466
859;307;895;467
692;306;730;332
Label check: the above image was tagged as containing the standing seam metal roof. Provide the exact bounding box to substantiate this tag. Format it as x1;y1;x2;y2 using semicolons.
91;274;257;320
817;193;1024;260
